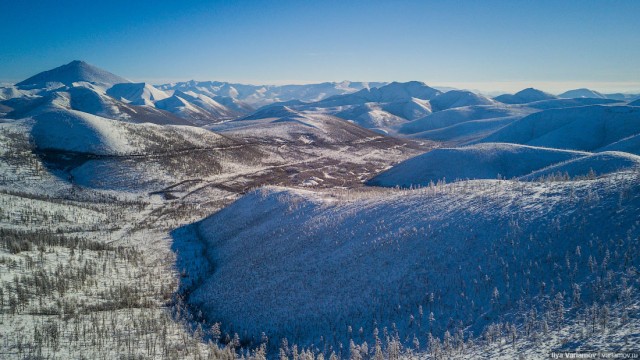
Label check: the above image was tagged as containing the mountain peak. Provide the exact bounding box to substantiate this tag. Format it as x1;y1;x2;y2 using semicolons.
558;88;606;99
68;60;89;66
494;87;557;104
16;60;130;89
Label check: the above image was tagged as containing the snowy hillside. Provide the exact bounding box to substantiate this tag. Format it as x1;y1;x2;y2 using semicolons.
399;105;531;135
367;143;588;186
214;106;395;145
28;108;226;156
189;172;640;352
478;105;640;151
16;60;130;89
521;151;640;180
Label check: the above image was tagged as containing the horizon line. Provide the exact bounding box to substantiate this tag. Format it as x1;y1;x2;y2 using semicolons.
2;78;639;95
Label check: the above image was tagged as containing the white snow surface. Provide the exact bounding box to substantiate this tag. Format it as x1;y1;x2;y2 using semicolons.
368;143;588;187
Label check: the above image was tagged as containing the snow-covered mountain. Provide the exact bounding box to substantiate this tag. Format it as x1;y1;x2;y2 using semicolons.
158;80;387;107
106;82;170;106
477;105;640;152
16;60;130;89
213;105;396;145
429;90;496;111
494;88;557;104
2;83;194;126
242;82;442;133
2;61;251;125
316;81;441;106
558;88;606;99
154;91;245;126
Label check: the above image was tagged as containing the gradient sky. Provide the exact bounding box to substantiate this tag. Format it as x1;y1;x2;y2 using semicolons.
1;0;639;93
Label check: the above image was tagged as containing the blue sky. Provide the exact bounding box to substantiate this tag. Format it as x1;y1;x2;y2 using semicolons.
1;0;639;93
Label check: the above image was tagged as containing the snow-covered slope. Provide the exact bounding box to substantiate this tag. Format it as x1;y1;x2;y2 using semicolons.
478;105;640;151
429;90;495;111
367;143;588;187
494;88;557;104
329;101;426;131
16;60;130;89
171;90;241;120
209;94;255;114
521;151;640;180
189;173;640;350
29;108;224;156
596;134;640;155
408;116;520;145
106;82;170;106
30;109;136;155
524;97;621;110
214;106;385;144
558;88;606;99
154;94;225;125
399;105;532;135
380;98;432;120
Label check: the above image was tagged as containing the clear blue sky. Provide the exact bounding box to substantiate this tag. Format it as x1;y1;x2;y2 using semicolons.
1;0;639;93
